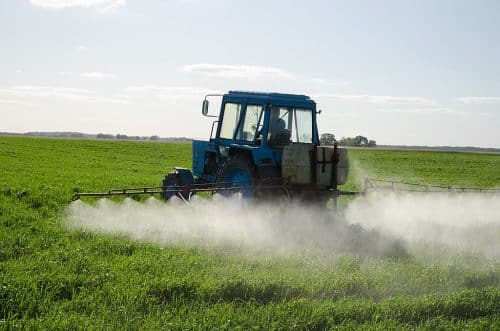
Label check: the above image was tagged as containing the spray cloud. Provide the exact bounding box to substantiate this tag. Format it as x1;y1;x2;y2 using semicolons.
66;192;500;261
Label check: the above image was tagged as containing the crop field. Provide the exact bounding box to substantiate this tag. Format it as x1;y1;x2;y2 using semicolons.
0;136;499;330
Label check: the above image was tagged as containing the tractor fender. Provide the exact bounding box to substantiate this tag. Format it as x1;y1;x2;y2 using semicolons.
162;167;194;200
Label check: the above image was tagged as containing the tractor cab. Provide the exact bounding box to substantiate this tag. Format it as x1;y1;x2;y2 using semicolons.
193;91;320;184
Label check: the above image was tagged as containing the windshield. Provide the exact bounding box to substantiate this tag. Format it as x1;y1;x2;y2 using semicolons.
219;103;263;142
236;105;263;141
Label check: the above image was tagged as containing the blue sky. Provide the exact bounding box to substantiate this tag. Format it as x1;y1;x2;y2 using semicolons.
1;0;499;147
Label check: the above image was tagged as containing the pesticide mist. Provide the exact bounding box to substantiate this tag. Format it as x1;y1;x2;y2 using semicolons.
66;192;500;261
346;192;500;259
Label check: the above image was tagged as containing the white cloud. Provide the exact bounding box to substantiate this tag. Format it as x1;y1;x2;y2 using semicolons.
0;86;126;104
80;72;117;79
123;86;221;100
457;96;500;104
182;64;293;79
313;93;435;105
29;0;125;12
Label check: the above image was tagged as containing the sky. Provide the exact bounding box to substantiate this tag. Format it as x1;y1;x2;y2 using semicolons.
1;0;499;147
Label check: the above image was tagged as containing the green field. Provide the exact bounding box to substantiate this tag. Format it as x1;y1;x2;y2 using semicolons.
0;136;499;330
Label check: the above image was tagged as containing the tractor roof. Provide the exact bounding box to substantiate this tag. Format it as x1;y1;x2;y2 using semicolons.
226;91;316;108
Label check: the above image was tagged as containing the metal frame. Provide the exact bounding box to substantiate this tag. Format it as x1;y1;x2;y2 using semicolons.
72;182;292;202
363;178;500;193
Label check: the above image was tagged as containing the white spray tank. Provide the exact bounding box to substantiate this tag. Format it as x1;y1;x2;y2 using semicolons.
281;143;349;187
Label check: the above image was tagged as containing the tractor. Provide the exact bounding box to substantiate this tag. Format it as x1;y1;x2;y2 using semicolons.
161;91;350;204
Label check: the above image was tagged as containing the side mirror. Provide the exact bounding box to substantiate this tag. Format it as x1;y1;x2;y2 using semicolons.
202;100;209;116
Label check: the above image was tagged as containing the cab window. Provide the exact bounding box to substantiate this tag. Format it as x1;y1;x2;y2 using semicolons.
236;105;263;142
219;103;241;139
269;106;312;143
292;108;313;143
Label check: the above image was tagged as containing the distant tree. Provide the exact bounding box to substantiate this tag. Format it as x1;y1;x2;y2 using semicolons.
338;137;354;146
320;133;336;145
150;135;160;141
354;135;369;146
116;134;129;140
96;133;114;139
339;135;376;147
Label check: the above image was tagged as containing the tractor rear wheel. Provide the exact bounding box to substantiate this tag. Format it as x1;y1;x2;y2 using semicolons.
216;155;257;197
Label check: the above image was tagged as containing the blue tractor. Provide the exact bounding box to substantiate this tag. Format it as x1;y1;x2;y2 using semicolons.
161;91;350;203
73;91;352;204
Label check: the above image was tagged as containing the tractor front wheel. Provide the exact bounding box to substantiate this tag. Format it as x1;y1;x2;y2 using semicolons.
216;155;256;197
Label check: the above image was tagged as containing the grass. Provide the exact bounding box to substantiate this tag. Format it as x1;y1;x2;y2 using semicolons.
0;136;499;330
345;148;500;191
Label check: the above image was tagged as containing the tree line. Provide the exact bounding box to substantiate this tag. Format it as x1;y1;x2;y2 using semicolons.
96;133;160;141
320;133;376;147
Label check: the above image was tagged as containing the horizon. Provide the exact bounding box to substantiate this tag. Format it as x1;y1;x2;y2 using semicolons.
1;1;500;148
3;130;500;150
